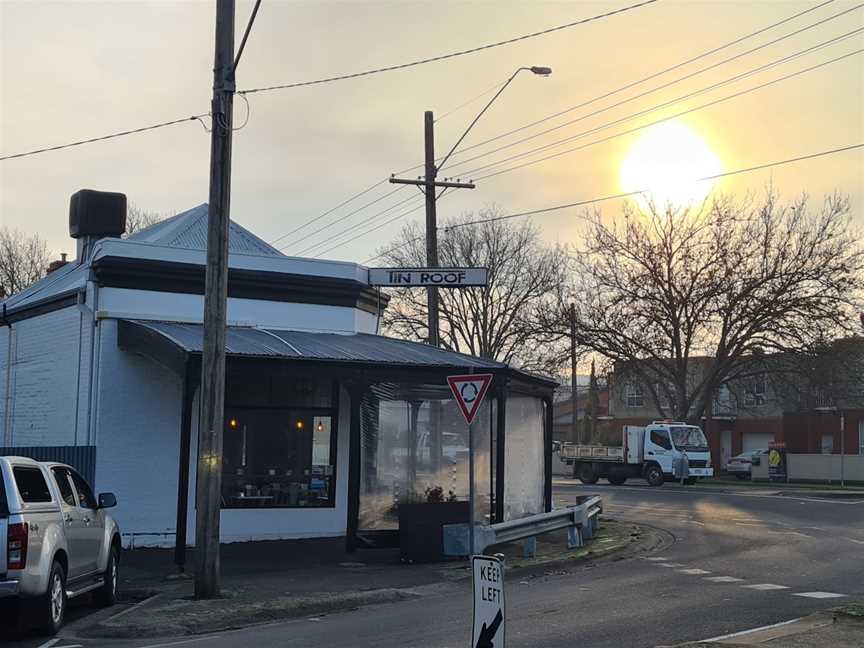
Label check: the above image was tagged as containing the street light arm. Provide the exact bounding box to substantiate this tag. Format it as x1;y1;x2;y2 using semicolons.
437;67;531;172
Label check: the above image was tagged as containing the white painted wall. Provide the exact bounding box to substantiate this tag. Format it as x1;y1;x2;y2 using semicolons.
98;287;378;334
93;319;184;546
0;306;91;447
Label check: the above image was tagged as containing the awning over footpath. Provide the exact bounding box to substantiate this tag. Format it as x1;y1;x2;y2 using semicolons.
117;319;556;389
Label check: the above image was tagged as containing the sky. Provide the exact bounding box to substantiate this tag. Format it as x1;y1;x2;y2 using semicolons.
1;0;862;264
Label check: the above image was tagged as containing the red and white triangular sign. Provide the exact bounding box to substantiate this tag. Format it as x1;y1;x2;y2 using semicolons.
447;373;494;425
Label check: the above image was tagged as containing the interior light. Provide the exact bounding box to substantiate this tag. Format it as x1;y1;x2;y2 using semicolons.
296;420;305;431
316;421;324;432
229;418;238;429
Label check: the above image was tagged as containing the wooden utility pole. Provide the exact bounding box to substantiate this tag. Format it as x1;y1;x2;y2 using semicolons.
196;0;235;599
389;112;475;347
570;303;578;444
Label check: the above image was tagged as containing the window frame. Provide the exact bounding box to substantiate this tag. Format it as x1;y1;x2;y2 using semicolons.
743;376;767;407
50;467;78;508
625;382;644;408
12;466;54;504
68;469;99;511
650;429;672;450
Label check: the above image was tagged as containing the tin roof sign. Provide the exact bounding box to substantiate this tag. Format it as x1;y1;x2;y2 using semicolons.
447;373;493;425
368;267;488;288
472;555;505;648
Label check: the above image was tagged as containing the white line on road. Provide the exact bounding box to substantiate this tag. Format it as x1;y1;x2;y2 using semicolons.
842;536;864;545
793;591;847;599
678;568;711;575
701;617;802;642
742;583;790;591
704;576;744;582
657;563;685;567
643;557;670;561
36;640;61;648
135;636;224;648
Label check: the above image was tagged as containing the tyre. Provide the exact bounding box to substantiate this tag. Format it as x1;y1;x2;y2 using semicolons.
577;463;599;484
94;545;119;608
608;471;627;486
39;560;66;635
735;473;747;480
645;464;664;487
684;477;697;485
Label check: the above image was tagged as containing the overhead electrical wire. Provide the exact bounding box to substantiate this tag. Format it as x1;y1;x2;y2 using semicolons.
441;8;864;175
466;46;863;181
294;0;848;237
392;0;842;176
279;185;409;252
237;0;660;95
0;114;211;162
361;143;864;263
293;41;863;258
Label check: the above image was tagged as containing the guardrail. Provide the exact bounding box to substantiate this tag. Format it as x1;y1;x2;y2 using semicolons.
443;495;602;558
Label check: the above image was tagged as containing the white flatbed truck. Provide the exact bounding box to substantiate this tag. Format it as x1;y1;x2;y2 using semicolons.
560;421;713;487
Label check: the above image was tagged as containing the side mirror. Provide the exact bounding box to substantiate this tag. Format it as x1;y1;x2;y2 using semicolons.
98;492;117;509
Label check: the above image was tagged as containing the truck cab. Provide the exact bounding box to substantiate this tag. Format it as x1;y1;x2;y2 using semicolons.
634;422;713;485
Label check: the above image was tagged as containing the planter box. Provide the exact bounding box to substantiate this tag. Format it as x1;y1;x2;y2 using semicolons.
398;501;470;563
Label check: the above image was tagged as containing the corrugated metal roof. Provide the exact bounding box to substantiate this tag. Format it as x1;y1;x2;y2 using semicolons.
1;261;87;311
128;320;506;370
126;204;285;257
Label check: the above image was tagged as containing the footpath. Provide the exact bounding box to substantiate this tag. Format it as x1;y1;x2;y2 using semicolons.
63;518;662;639
663;603;864;647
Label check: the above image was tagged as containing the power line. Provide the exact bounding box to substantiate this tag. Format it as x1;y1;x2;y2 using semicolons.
237;0;659;95
442;7;864;175
435;79;508;123
467;46;864;181
0;114;210;162
432;0;843;170
448;143;864;229
362;143;863;262
288;189;421;255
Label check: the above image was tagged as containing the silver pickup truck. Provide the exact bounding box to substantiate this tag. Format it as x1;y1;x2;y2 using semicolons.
0;456;121;634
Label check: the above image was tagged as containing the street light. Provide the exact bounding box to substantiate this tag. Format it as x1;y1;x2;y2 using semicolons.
437;66;552;171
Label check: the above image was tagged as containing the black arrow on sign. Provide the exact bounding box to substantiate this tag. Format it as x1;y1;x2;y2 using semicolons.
475;609;503;648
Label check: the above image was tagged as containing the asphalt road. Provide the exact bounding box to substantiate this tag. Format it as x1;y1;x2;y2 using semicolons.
8;480;864;648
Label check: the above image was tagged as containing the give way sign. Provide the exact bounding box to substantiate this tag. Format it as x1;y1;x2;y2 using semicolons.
472;555;505;648
447;373;493;425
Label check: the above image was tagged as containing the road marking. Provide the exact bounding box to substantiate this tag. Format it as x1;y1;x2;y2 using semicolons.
742;583;790;590
793;591;847;599
842;536;864;545
37;640;61;648
136;636;225;648
644;557;670;561
657;563;685;568
704;576;744;582
678;568;711;575
701;617;802;642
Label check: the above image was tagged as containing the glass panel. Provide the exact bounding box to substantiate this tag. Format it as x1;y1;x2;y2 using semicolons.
222;409;335;508
69;470;98;510
357;383;493;531
51;468;76;507
13;466;52;503
503;395;545;521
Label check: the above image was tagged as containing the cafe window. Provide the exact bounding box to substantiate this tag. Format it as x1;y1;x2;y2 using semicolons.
221;369;337;509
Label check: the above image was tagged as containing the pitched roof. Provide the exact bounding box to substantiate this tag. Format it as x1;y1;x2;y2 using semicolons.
126;204;285;257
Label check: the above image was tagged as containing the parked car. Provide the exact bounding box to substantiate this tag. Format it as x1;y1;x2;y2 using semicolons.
725;449;768;479
0;456;121;634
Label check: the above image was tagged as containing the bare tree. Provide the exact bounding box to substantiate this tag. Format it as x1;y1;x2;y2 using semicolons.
0;227;52;298
541;191;864;422
378;208;570;374
124;202;171;236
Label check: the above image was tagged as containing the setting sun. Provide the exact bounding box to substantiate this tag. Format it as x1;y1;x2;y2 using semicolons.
620;121;723;209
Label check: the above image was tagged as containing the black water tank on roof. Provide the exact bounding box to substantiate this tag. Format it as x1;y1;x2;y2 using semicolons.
69;189;127;239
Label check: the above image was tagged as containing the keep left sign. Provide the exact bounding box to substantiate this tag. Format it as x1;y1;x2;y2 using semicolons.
472;555;505;648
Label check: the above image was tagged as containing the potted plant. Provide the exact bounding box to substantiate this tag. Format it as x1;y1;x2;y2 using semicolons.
397;485;469;563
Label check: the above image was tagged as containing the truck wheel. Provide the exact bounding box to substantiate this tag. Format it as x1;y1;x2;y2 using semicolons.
39;560;66;635
684;477;697;485
577;464;599;484
645;464;664;487
94;545;119;607
608;471;627;486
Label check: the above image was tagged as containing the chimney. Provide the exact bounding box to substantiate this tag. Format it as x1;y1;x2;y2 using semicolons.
69;189;127;260
46;252;69;275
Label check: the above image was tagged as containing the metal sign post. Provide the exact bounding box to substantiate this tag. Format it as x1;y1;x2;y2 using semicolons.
472;554;505;648
447;373;494;559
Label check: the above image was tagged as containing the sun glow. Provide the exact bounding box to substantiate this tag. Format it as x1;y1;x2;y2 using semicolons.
620;121;723;209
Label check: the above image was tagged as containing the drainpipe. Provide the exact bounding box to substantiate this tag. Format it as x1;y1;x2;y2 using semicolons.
86;272;101;447
1;304;13;446
840;411;845;488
